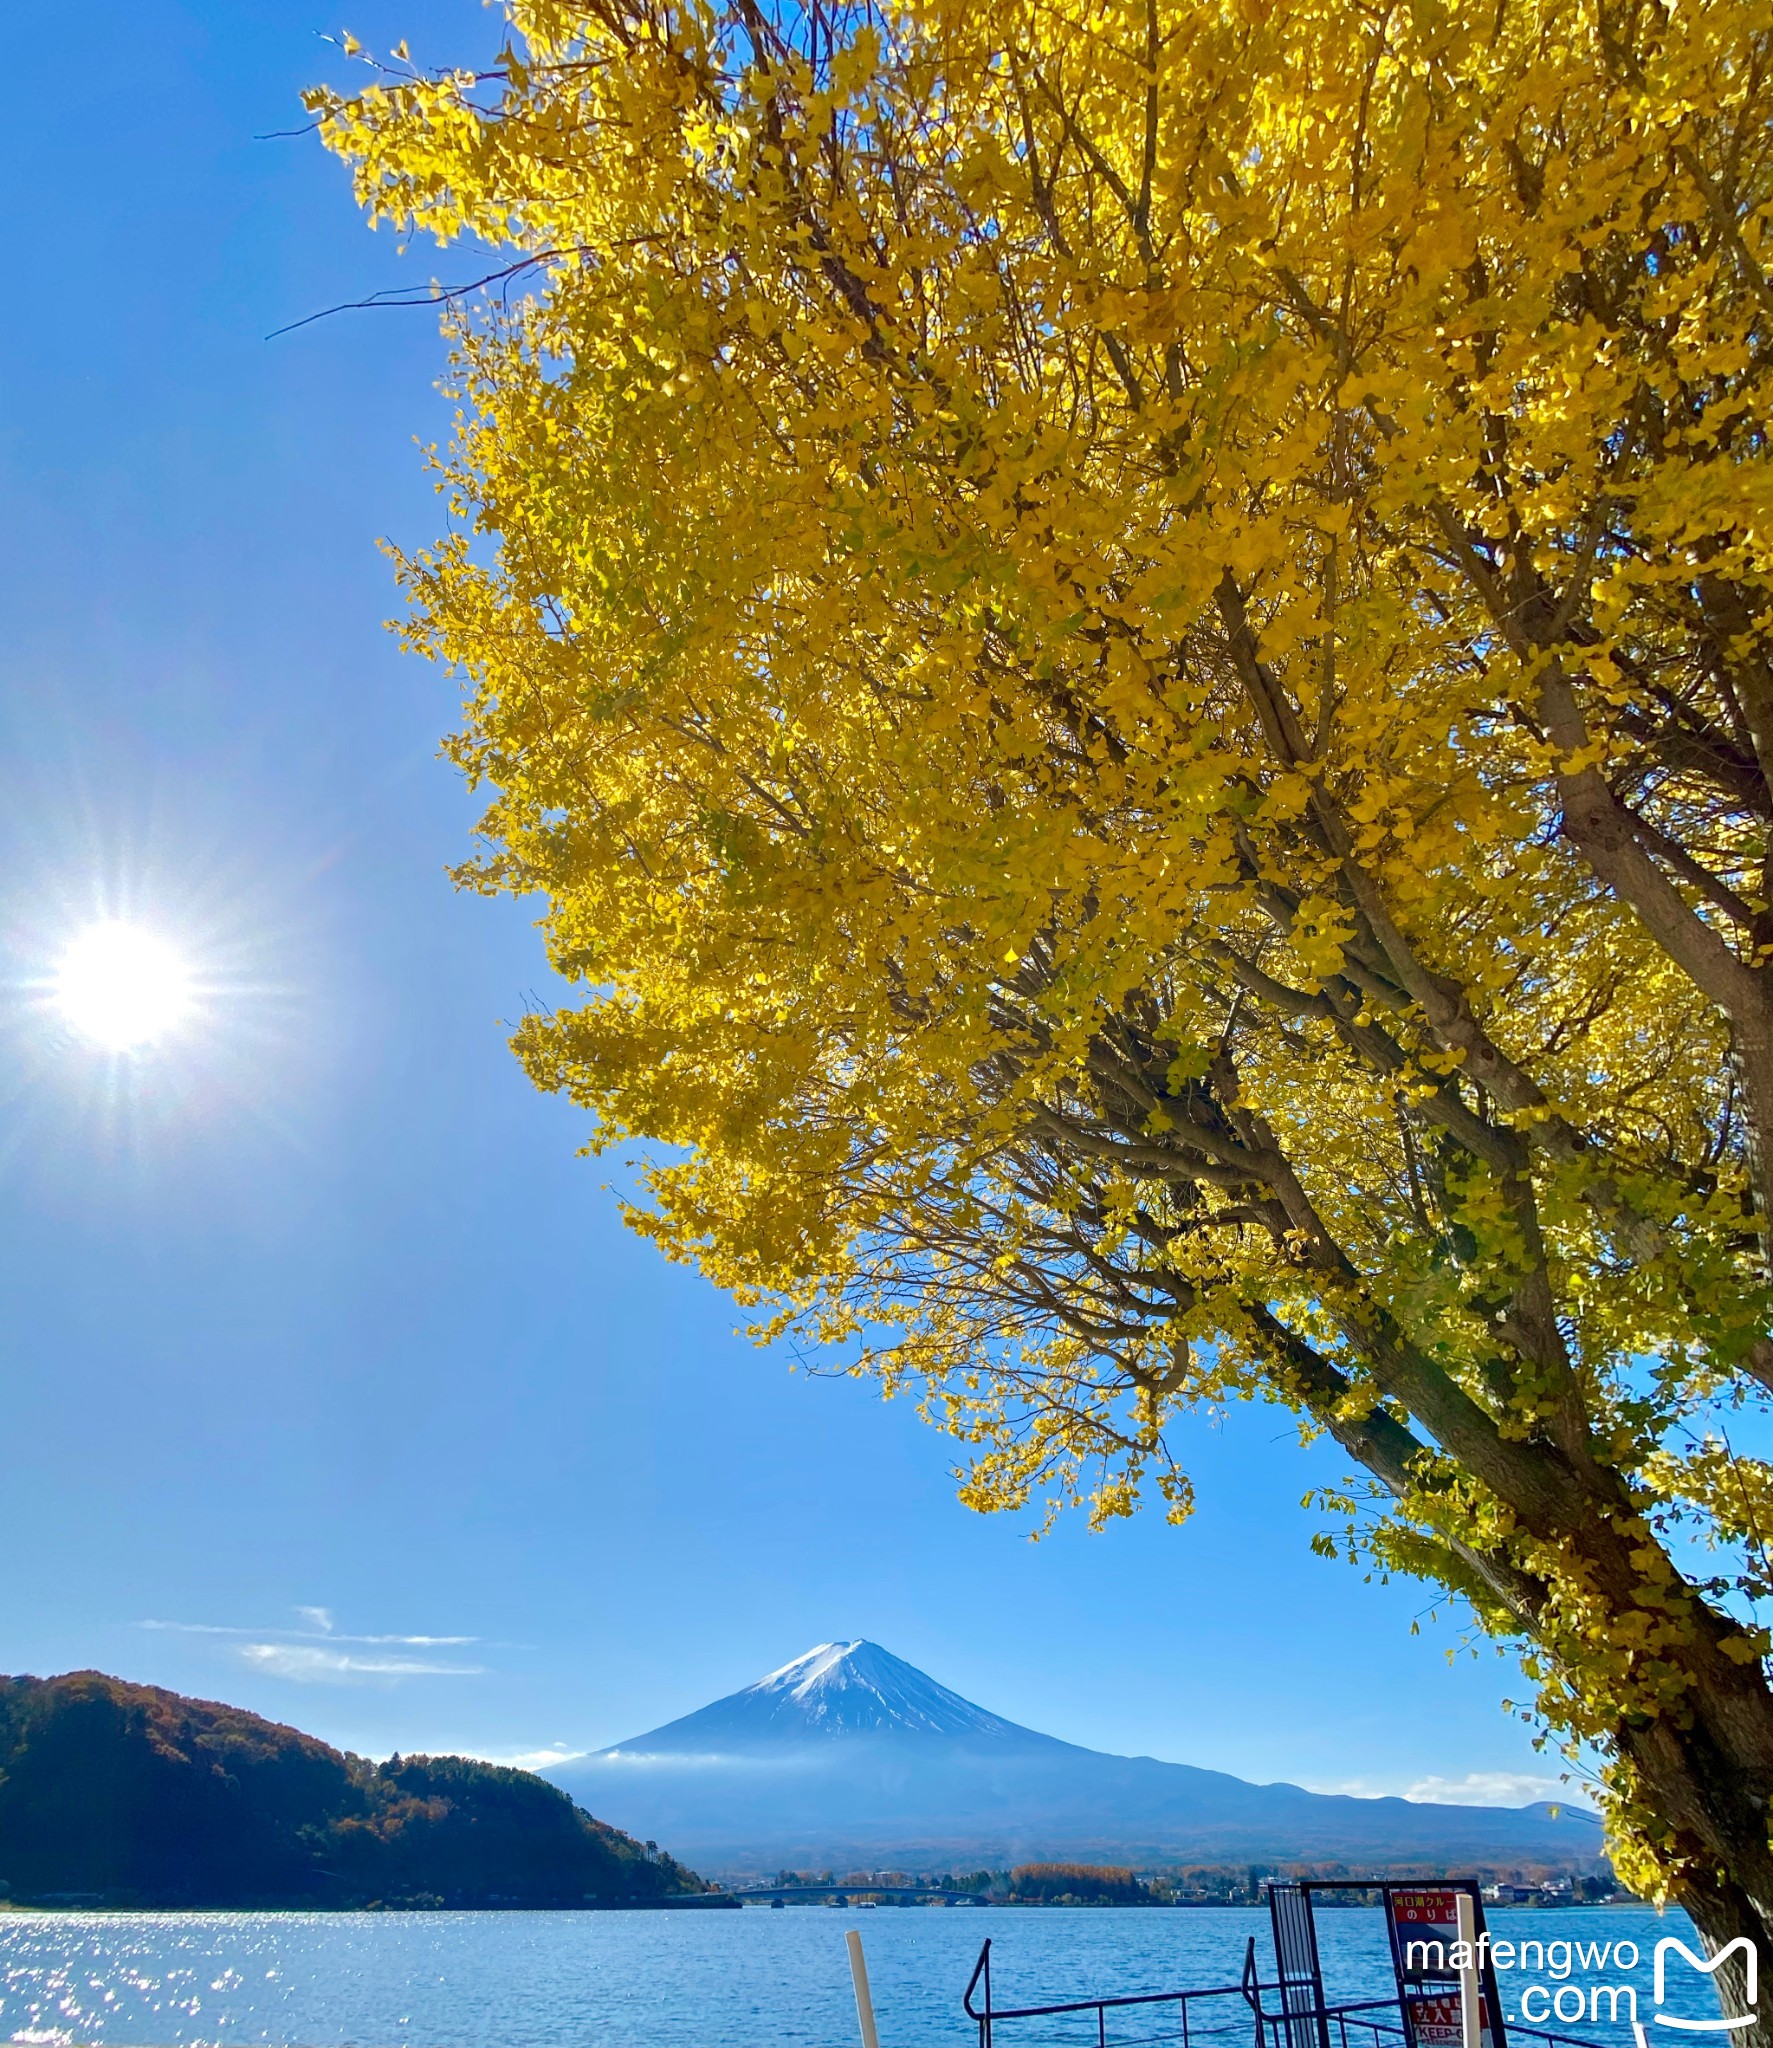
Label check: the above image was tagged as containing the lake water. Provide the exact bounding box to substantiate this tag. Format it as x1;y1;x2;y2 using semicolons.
0;1904;1688;2048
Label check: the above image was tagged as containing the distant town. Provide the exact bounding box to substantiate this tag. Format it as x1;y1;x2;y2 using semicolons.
732;1864;1625;1908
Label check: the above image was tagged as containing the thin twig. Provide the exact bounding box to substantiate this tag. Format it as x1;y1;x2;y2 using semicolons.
265;249;580;339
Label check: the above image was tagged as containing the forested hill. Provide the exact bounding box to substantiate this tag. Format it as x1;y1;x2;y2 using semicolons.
0;1672;707;1908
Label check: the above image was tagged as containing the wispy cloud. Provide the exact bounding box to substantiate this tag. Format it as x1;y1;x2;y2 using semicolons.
238;1644;485;1684
142;1617;477;1647
138;1608;484;1686
474;1744;586;1771
1308;1770;1591;1809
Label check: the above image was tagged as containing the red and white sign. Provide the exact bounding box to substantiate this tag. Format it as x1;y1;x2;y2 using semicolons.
1391;1890;1463;1977
1387;1887;1499;2048
1408;1994;1468;2046
1407;1990;1498;2048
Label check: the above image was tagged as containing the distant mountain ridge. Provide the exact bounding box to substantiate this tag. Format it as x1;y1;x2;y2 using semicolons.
548;1640;1601;1874
0;1671;706;1909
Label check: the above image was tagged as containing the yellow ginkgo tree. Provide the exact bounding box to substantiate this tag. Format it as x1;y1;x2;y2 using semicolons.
314;0;1773;1982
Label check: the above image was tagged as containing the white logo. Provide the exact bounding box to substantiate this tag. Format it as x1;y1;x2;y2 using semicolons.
1631;1938;1758;2047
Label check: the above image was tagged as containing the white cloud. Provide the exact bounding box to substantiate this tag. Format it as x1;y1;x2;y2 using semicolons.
141;1617;477;1648
236;1644;485;1685
1305;1770;1594;1809
141;1620;256;1636
1406;1771;1589;1809
295;1606;334;1633
475;1745;587;1771
352;1633;480;1647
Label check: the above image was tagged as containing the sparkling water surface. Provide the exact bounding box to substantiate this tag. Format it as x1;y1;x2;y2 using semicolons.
0;1905;1684;2048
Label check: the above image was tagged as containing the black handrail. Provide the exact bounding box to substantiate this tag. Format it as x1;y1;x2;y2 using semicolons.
1238;1966;1615;2048
965;1935;1622;2048
973;1966;1256;2020
966;1934;1323;2048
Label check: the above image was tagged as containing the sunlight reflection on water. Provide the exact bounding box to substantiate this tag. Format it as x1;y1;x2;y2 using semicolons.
0;1905;1683;2048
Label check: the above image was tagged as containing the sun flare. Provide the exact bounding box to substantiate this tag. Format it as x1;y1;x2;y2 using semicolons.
54;924;193;1049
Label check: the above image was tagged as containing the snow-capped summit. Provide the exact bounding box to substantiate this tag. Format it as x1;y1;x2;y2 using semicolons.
744;1640;1038;1739
602;1639;1052;1753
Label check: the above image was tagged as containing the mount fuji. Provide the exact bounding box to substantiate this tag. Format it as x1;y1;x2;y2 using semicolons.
543;1640;1599;1874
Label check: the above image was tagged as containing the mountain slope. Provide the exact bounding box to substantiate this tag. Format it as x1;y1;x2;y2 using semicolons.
547;1641;1600;1873
0;1671;706;1908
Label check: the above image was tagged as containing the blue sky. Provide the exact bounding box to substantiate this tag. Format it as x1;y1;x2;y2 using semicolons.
0;0;1578;1817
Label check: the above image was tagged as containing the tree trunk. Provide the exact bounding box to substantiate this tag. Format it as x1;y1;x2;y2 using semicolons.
1671;1871;1773;2048
1621;1716;1773;2048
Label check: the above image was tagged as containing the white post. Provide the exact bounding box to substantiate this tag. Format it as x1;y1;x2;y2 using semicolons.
1455;1892;1482;2048
847;1928;882;2048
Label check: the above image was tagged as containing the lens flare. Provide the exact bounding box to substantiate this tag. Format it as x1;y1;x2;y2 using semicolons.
53;924;193;1049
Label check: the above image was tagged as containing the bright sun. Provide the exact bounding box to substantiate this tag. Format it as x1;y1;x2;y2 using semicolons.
54;924;194;1049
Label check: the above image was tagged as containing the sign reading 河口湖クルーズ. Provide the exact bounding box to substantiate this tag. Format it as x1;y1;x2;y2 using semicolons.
1389;1889;1463;1977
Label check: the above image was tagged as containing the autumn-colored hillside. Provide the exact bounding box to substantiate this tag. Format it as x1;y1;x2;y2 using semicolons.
0;1671;706;1908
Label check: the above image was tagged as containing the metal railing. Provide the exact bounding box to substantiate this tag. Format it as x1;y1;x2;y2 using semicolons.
1240;1936;1401;2048
965;1935;1267;2048
963;1938;1622;2048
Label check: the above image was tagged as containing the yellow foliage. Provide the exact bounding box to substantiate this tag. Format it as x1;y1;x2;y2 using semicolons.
314;0;1773;1918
